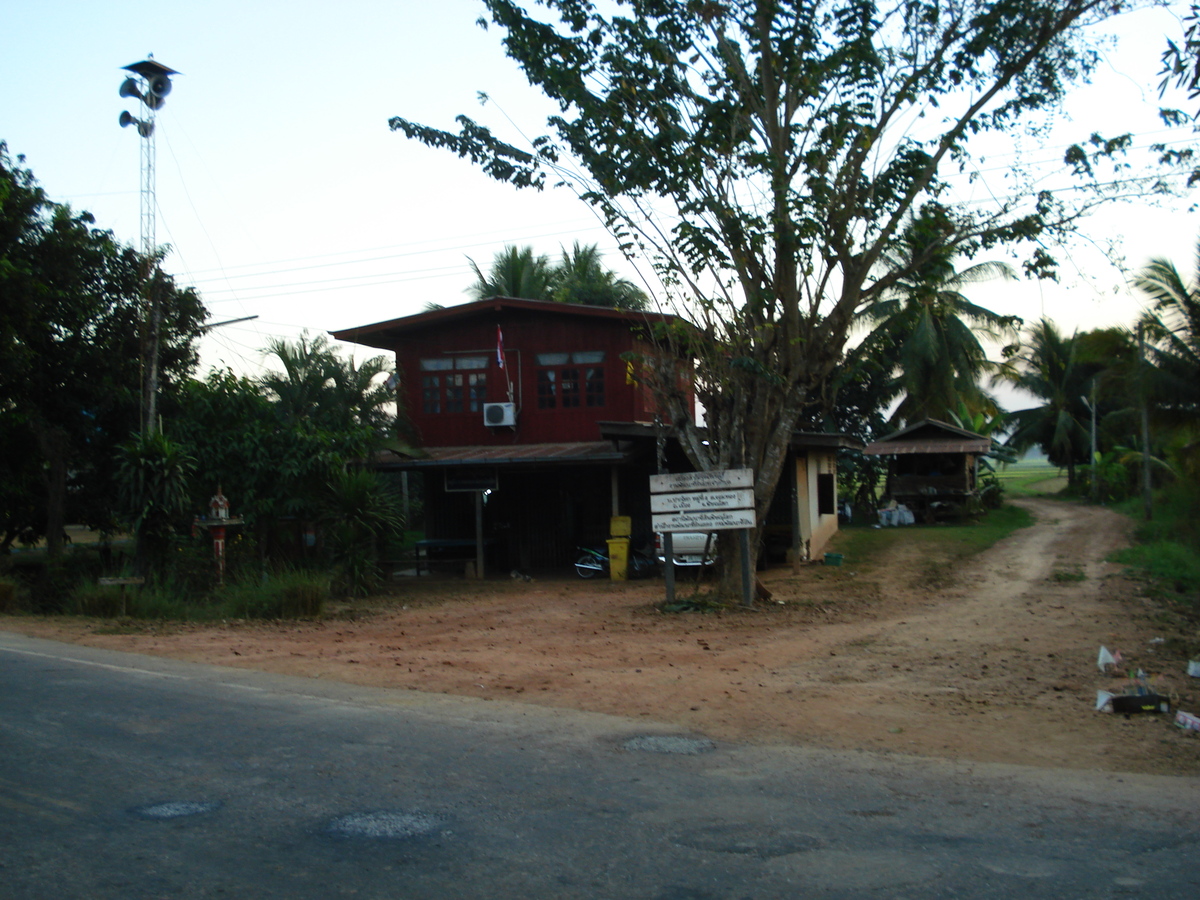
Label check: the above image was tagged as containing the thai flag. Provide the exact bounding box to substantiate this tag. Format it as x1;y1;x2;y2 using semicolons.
496;325;505;369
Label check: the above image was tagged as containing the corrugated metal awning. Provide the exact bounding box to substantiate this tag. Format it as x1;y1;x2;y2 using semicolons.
373;441;633;469
863;439;989;456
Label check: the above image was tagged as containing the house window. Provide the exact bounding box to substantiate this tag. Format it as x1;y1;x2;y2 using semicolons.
537;369;557;409
465;372;487;412
584;366;605;407
421;375;441;414
420;357;487;413
536;351;605;410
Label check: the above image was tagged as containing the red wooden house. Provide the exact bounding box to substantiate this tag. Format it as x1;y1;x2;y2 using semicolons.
332;298;694;572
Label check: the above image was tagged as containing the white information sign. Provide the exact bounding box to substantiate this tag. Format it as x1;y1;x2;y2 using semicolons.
652;509;757;532
649;467;753;493
650;489;755;514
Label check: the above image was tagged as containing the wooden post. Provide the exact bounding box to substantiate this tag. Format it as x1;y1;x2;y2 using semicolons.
474;491;485;579
738;529;753;609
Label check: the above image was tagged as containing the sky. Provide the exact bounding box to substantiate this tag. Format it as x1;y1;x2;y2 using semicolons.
3;0;1198;393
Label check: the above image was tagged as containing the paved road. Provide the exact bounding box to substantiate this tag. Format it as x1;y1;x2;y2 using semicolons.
1;631;1196;899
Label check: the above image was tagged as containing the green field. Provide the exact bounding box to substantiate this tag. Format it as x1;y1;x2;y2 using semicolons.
993;458;1068;496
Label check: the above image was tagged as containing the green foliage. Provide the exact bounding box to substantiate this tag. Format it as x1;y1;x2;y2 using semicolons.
174;354;386;560
1050;568;1087;582
550;242;649;310
838;503;1035;567
116;431;196;577
1111;481;1200;607
319;468;405;598
1133;236;1200;428
1003;320;1092;483
467;244;555;300
467;241;649;310
0;143;207;555
856;207;1020;426
220;570;328;619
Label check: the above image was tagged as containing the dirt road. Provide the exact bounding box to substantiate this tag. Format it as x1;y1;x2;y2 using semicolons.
5;498;1198;775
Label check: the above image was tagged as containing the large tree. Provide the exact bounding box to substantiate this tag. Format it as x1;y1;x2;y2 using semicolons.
0;144;206;556
393;0;1142;580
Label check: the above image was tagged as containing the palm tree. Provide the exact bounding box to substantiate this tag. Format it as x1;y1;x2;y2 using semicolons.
1133;238;1200;426
1002;319;1091;485
262;332;396;436
861;208;1019;425
466;242;650;309
261;333;338;425
552;242;649;310
466;245;555;301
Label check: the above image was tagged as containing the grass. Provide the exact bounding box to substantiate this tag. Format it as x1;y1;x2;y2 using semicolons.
821;504;1034;593
1050;568;1087;582
52;568;329;622
993;460;1069;496
1110;485;1200;610
835;503;1035;569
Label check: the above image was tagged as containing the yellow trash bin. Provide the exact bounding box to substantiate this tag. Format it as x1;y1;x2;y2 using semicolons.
606;538;630;582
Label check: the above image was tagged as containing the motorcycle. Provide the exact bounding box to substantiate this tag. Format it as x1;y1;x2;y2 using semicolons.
574;545;659;579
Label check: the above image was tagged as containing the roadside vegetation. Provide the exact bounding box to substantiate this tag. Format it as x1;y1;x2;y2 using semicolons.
1111;486;1200;609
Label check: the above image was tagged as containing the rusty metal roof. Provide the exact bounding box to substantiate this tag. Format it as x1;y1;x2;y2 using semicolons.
373;441;632;469
863;438;989;456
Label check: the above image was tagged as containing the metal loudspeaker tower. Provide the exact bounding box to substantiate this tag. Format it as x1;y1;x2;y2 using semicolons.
118;56;177;257
119;56;179;433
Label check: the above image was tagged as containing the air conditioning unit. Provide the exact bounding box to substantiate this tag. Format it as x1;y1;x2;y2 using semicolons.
483;402;516;427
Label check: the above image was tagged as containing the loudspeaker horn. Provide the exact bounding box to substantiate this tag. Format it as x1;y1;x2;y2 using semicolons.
118;77;142;99
147;74;172;98
136;120;154;138
119;110;134;128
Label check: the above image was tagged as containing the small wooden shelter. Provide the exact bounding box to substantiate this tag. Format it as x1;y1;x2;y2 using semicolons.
863;419;991;520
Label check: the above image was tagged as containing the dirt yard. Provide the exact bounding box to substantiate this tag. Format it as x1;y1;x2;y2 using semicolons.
5;497;1199;776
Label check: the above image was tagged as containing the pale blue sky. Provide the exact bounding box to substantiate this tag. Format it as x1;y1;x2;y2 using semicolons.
3;0;1197;386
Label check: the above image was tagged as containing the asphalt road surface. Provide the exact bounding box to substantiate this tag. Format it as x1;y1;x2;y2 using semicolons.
1;630;1196;899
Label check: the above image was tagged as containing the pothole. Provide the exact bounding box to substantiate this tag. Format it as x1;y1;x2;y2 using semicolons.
623;735;716;755
673;823;821;858
131;801;222;819
326;810;445;840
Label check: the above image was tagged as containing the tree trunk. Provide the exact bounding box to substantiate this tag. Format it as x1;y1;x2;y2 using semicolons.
31;422;69;559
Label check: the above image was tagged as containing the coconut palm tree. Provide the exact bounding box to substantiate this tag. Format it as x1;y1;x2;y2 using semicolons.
861;208;1019;425
466;245;555;301
466;242;649;309
1003;319;1091;485
551;242;649;310
1133;238;1200;425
